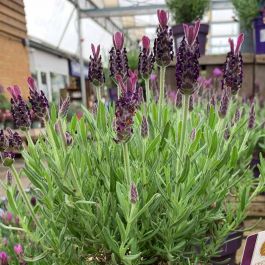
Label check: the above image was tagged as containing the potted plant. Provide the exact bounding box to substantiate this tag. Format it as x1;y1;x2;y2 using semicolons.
232;0;265;53
1;11;265;265
166;0;210;54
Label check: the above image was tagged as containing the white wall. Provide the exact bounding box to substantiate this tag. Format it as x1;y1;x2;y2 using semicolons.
29;49;68;76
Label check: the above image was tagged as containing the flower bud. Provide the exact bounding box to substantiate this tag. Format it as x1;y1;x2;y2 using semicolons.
248;103;255;129
30;196;37;207
218;89;229;118
141;116;149;138
2;151;15;167
14;244;23;255
0;251;8;265
59;97;70;118
130;183;138;204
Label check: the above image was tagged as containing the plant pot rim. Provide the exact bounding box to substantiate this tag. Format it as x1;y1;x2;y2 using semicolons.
172;23;209;34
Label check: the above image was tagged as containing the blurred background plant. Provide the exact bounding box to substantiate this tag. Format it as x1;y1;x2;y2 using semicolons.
166;0;210;23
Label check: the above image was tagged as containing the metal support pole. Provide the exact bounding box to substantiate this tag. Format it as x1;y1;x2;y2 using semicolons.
77;3;87;107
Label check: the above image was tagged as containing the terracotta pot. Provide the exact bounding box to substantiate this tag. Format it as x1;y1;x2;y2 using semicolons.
172;23;209;55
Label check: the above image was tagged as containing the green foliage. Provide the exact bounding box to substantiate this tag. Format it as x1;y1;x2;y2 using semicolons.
232;0;260;29
1;93;264;264
127;50;139;71
166;0;210;23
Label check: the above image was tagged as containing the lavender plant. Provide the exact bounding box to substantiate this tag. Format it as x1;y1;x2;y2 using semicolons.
1;9;265;265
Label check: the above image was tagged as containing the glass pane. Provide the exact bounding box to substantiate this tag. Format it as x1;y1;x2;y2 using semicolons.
210;23;238;36
212;9;235;22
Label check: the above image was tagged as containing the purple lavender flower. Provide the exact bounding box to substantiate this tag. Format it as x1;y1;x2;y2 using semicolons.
2;151;15;167
88;44;105;87
189;95;194;112
59;96;70;118
109;32;129;81
130;182;138;204
0;251;8;265
14;244;23;256
218;89;229;118
141;116;149;138
65;131;73;146
7;128;22;150
0;130;8;151
7;86;31;130
213;67;223;78
138;36;154;79
175;90;182;109
153;10;174;67
248;103;255;129
114;71;141;143
222;34;244;95
176;21;200;95
28;77;49;119
30;196;37;207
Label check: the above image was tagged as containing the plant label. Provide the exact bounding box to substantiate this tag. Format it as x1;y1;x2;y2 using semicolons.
242;231;265;265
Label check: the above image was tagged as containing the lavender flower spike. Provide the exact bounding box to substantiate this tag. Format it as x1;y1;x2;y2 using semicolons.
28;77;49;119
88;44;105;87
7;85;31;130
154;10;174;67
109;32;129;81
0;130;8;151
218;89;229;118
0;251;8;265
176;20;200;95
59;96;70;118
130;182;138;204
114;70;141;143
141;116;149;138
248;103;255;129
222;33;244;95
7;128;22;151
138;36;154;80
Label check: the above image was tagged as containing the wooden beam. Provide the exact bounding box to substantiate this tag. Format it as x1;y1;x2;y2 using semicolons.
0;4;26;24
0;13;27;32
0;0;25;15
0;21;26;39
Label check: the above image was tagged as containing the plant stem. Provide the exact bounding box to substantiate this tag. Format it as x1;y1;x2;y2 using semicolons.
158;66;166;128
11;165;45;234
123;143;131;185
142;139;147;186
96;86;101;102
145;79;150;108
178;94;190;169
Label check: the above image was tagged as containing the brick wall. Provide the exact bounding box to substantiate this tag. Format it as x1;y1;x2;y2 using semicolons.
0;0;30;98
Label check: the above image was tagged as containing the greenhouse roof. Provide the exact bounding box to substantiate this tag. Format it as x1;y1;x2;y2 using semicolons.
24;0;238;60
